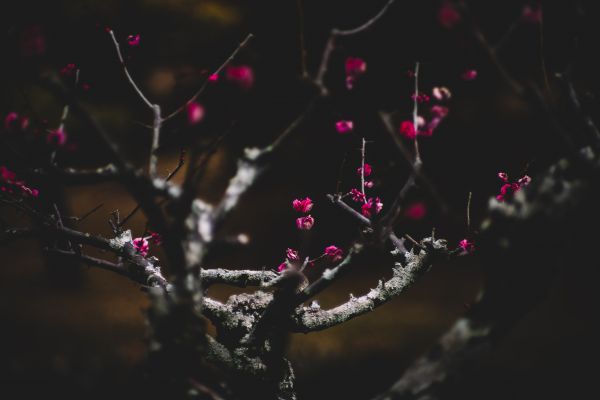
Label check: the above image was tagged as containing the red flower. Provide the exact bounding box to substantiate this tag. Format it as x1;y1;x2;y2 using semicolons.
399;121;416;139
127;34;140;46
46;128;67;147
324;245;344;263
292;197;313;213
357;163;372;177
350;188;366;203
335;120;354;134
361;197;383;218
459;239;475;253
296;215;315;230
345;57;367;90
461;69;478;81
133;237;149;256
286;248;300;262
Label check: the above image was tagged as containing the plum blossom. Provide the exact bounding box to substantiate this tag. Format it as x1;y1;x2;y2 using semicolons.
277;262;287;272
208;73;219;83
296;215;315;230
324;245;344;263
345;57;367;90
364;181;374;189
459;239;475;253
350;188;366;203
461;69;478;81
46;128;67;147
495;172;532;201
432;86;452;101
187;102;205;125
127;34;141;46
133;237;149;256
357;163;372;177
361;197;383;218
60;63;77;76
3;112;28;132
286;248;299;262
292;197;313;213
226;65;254;90
399;121;416;139
335;120;354;134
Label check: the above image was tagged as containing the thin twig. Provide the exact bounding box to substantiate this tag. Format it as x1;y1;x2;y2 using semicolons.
162;34;254;122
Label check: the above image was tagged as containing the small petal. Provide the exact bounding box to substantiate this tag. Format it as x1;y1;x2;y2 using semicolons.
286;248;299;262
357;163;372;177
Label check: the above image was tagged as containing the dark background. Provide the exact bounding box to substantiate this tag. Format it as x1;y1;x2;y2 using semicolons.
1;0;598;399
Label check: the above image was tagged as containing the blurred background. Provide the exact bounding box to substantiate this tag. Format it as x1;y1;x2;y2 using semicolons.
1;0;599;398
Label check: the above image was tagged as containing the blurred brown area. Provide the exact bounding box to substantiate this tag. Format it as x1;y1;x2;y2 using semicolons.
2;0;600;399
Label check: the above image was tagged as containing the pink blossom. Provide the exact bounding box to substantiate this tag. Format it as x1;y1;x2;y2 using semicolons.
208;73;219;83
4;112;19;130
277;262;287;272
518;175;532;186
292;197;313;213
133;237;149;256
1;166;39;198
345;57;367;90
324;245;344;263
357;163;372;177
438;2;461;29
127;34;141;46
522;5;542;23
60;63;77;76
498;172;508;182
46;128;67;147
296;215;315;230
350;188;366;203
399;120;416;139
405;202;427;220
364;181;374;188
461;69;478;81
430;105;449;118
459;239;475;253
335;120;354;134
187;102;205;125
286;248;299;262
432;86;452;101
226;65;254;90
361;197;383;218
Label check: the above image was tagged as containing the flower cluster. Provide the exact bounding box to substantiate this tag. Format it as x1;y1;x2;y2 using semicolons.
399;87;451;140
496;172;531;202
345;57;367;90
3;112;29;132
0;166;39;198
277;244;344;273
293;197;314;230
346;161;383;218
